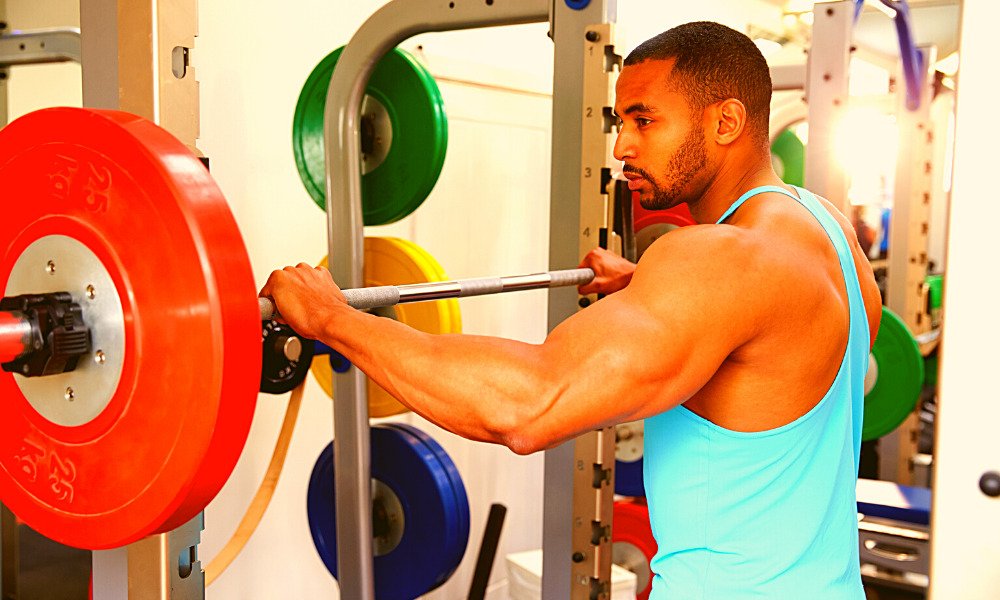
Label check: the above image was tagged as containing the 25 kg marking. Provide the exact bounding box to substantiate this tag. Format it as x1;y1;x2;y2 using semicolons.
14;441;77;504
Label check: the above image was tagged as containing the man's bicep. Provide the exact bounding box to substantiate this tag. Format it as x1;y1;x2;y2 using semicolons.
536;279;745;434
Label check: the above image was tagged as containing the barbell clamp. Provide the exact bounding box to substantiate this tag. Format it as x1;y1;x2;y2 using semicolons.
0;292;91;376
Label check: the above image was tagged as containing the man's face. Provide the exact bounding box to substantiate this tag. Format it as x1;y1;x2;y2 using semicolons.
613;60;708;210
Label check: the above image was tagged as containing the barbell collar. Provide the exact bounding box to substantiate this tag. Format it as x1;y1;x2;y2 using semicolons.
259;267;595;320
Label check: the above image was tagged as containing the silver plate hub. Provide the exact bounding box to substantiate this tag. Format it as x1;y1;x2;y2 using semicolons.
360;95;393;175
864;352;879;396
4;235;126;427
371;478;405;556
612;540;651;592
615;420;644;462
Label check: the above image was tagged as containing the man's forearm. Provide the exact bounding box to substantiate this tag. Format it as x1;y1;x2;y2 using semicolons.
318;304;556;453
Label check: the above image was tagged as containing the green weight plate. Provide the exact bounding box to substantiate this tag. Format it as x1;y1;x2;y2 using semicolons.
925;274;943;311
923;353;939;389
863;306;924;441
292;46;448;225
771;128;805;187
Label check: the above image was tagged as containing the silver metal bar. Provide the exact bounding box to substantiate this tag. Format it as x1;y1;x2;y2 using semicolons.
858;518;930;542
0;12;8;599
804;0;853;214
92;547;128;600
258;268;594;319
322;2;548;598
80;0;120;110
0;310;32;362
126;514;204;600
769;63;807;91
92;514;204;600
544;4;619;599
913;328;940;346
0;5;8;129
0;28;81;67
881;44;937;485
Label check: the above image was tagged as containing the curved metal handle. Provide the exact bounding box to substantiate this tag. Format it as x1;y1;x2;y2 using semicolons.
880;0;925;111
864;539;921;562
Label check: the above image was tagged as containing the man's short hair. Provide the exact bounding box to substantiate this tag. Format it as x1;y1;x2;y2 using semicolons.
625;22;772;148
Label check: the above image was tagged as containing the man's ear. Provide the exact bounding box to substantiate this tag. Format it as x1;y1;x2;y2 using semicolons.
712;98;747;146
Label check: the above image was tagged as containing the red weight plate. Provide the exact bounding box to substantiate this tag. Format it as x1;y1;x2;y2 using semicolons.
632;191;696;232
613;500;657;600
631;192;696;259
0;108;260;549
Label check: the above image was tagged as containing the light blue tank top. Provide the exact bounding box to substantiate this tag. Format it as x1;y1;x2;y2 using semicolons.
644;185;868;599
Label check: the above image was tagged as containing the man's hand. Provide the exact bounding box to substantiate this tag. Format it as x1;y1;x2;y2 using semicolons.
259;264;348;340
577;248;636;296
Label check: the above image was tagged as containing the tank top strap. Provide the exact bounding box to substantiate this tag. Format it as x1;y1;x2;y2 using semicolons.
790;186;869;339
715;185;797;225
715;183;869;345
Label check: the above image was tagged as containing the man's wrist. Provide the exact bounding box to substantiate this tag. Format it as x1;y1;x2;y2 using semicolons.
319;301;357;348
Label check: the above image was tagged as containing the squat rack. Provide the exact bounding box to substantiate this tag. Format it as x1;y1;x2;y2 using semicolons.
322;1;621;598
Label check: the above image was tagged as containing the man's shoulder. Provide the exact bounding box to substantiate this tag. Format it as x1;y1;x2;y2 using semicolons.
630;213;827;320
627;224;787;326
637;221;780;282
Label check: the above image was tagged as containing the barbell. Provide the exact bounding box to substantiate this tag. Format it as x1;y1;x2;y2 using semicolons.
257;267;594;320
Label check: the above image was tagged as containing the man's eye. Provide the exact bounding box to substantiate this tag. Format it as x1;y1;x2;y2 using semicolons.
636;118;652;127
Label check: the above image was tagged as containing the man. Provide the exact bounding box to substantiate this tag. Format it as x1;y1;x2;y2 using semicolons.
262;21;881;598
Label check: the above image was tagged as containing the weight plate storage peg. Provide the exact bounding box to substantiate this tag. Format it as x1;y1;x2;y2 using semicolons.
0;108;261;549
307;424;469;600
292;46;448;225
862;306;924;441
310;237;461;417
259;320;314;394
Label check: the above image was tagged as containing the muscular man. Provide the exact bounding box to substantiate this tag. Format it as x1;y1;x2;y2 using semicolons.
262;22;881;598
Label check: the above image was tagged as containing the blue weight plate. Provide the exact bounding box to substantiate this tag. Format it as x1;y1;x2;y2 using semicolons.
306;425;462;599
615;457;646;497
383;423;470;581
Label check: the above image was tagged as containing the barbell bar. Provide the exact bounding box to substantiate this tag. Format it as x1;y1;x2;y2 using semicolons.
0;267;597;365
258;267;596;321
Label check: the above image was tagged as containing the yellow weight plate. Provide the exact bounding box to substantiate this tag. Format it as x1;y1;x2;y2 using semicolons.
390;237;463;334
311;237;461;417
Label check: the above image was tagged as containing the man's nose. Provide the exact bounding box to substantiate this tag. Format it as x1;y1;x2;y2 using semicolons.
613;129;635;161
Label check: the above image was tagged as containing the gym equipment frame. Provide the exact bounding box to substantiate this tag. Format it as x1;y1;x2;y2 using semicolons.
321;1;620;597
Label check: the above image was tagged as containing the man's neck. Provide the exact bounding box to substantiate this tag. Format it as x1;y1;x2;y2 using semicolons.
688;157;789;224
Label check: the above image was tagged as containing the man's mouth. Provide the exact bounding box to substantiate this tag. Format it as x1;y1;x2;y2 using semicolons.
623;171;645;190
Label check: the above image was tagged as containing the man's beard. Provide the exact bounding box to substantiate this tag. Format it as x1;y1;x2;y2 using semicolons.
639;126;708;210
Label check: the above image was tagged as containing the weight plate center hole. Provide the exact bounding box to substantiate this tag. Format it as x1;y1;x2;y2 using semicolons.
359;95;393;175
371;478;405;556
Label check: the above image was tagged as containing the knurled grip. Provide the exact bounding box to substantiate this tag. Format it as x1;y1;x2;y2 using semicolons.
341;286;402;311
457;278;504;296
550;268;594;287
259;287;404;318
